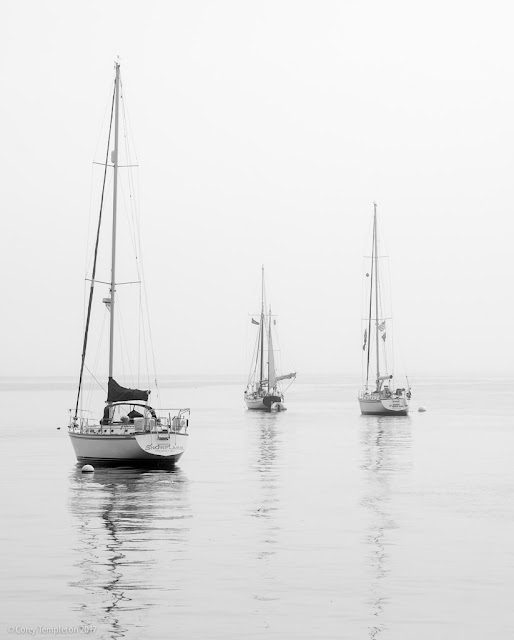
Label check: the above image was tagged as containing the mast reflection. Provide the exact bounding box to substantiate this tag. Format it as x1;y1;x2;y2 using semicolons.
361;416;411;639
248;411;281;603
68;466;190;639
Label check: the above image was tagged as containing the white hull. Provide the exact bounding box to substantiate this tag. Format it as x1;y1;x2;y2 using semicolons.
359;395;409;416
69;431;188;465
244;393;283;411
245;397;267;410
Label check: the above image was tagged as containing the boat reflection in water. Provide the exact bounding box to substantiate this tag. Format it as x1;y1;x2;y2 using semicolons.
68;465;190;638
360;415;411;639
248;411;282;610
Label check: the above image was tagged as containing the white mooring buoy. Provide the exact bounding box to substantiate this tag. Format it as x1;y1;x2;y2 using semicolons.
418;406;427;412
81;464;95;473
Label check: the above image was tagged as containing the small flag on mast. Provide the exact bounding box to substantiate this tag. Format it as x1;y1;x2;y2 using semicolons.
251;318;259;325
381;332;387;341
378;321;386;331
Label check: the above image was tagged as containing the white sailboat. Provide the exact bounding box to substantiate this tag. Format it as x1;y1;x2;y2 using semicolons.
68;63;189;465
358;204;411;415
244;268;296;411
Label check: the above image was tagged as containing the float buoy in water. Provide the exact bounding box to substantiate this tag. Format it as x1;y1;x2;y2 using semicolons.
418;406;427;412
81;464;95;473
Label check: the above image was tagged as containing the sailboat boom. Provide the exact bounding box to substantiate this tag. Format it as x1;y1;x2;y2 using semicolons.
260;372;296;385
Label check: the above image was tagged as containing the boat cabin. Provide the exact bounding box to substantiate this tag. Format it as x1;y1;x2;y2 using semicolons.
70;402;189;436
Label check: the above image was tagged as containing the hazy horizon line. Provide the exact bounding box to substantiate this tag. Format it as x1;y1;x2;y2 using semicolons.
0;370;512;381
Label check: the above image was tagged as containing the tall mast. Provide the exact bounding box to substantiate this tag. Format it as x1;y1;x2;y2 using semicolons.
374;203;380;389
259;265;264;385
267;304;271;389
73;85;116;419
108;62;120;380
365;217;374;389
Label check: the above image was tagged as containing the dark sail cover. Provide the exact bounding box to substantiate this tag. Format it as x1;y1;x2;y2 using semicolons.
107;377;150;403
263;395;281;408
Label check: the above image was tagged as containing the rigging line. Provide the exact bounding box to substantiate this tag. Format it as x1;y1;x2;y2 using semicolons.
138;279;141;388
140;301;151;392
123;98;140;220
135;286;153;400
259;269;267;385
84;164;95;280
374;206;381;386
273;318;288;384
253;321;261;380
376;233;386;375
379;274;391;378
83;307;108;414
248;275;262;384
120;99;140;263
116;183;142;302
132;199;157;395
361;257;367;387
85;171;114;277
120;78;140;164
74;83;116;419
85;279;141;285
116;296;135;385
120;92;154;393
258;308;264;385
115;302;128;386
120;84;142;277
136;216;158;395
92;162;139;167
143;302;154;398
133;217;156;396
85;79;118;277
92;76;119;161
144;285;159;399
139;254;159;400
84;364;107;394
121;81;157;396
283;378;295;394
386;242;395;376
244;319;249;385
118;178;141;265
124;180;141;274
377;223;392;377
365;218;375;388
247;321;260;385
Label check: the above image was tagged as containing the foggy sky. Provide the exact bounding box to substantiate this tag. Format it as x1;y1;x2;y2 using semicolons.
1;0;513;381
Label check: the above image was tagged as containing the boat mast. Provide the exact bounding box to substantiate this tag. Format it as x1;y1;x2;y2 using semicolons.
365;207;375;390
268;305;272;391
259;266;264;386
108;62;120;381
374;203;380;390
73;86;116;420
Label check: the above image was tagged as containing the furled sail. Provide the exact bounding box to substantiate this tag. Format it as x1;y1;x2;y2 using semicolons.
260;372;296;385
107;377;150;403
267;322;277;390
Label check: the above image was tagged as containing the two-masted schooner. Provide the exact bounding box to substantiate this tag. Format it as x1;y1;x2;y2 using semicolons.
68;63;190;465
359;204;411;415
244;268;296;411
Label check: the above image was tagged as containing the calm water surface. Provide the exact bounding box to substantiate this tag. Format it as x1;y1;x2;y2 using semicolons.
1;375;513;639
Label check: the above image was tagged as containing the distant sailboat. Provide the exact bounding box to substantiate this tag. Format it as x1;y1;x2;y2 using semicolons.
244;268;296;411
67;63;190;465
359;204;411;415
